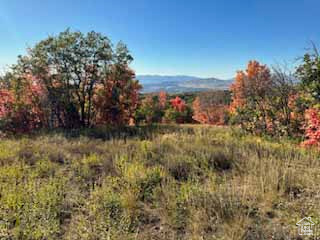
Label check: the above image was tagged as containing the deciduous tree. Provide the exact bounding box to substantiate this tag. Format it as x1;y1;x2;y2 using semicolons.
192;91;230;125
296;43;320;102
0;29;141;132
230;60;272;133
158;91;167;109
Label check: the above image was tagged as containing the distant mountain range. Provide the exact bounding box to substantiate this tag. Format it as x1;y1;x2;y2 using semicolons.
137;75;233;93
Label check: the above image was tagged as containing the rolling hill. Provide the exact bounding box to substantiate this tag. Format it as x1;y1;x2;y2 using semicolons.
137;75;233;93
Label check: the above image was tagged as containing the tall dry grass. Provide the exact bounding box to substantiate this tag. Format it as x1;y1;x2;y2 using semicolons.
0;125;319;239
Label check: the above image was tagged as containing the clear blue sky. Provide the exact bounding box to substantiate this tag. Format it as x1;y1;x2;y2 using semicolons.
0;0;319;79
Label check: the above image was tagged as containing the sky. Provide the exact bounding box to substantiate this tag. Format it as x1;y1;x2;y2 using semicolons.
0;0;319;79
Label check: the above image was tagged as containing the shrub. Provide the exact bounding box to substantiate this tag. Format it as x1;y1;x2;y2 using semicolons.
301;108;320;148
208;150;234;171
167;158;194;181
138;167;164;202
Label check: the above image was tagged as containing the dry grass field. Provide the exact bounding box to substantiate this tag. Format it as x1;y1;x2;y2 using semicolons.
0;125;319;239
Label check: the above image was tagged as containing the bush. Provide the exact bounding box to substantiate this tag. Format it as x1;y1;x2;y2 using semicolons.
167;158;194;181
138;167;164;202
208;150;234;171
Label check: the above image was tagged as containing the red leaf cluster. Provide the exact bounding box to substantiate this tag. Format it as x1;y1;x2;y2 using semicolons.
170;96;186;112
0;89;14;118
0;73;48;132
301;108;320;148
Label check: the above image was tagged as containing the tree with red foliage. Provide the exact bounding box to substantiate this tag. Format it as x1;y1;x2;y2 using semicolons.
93;65;141;125
301;108;320;148
229;60;272;133
192;97;205;123
230;60;271;112
0;90;13;119
163;96;192;123
229;71;247;112
0;72;48;132
170;96;186;112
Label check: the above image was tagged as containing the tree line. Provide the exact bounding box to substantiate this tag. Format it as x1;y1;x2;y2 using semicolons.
1;29;320;148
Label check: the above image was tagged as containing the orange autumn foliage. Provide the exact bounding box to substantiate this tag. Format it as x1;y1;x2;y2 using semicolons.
158;91;167;109
93;66;141;125
229;71;246;112
192;96;227;125
230;60;271;112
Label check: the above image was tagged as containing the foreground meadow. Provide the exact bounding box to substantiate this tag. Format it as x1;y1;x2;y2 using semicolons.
0;125;319;239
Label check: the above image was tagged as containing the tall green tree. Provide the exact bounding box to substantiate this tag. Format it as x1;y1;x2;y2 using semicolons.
0;29;141;131
296;44;320;102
